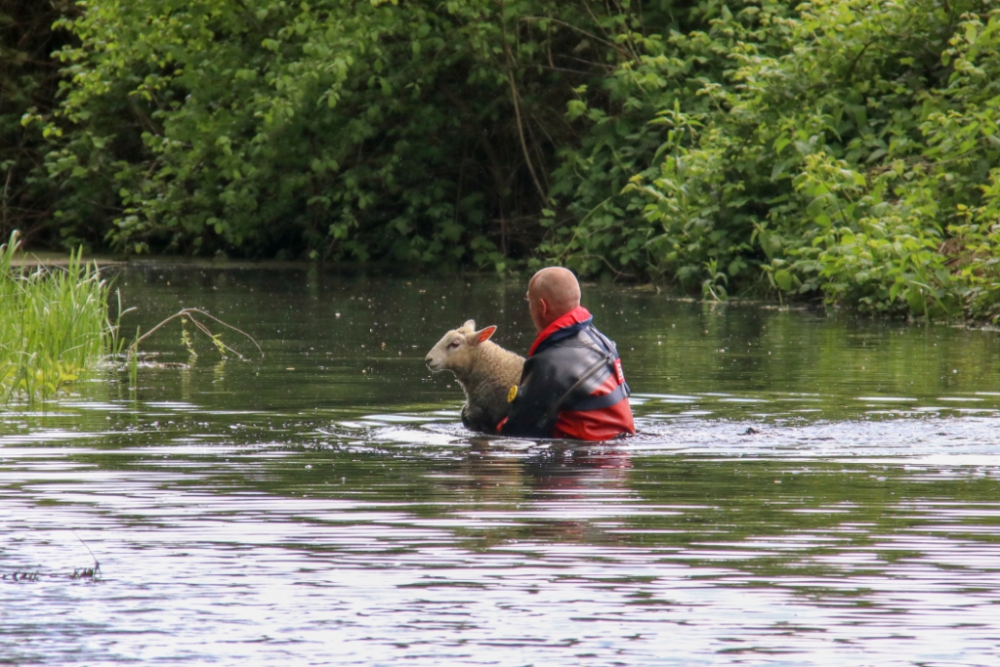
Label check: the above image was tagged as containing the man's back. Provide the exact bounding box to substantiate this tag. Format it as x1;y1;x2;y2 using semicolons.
500;306;634;440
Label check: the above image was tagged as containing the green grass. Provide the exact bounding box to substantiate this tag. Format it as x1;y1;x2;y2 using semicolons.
0;231;117;403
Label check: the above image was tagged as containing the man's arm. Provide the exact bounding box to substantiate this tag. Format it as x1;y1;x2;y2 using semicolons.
499;357;561;438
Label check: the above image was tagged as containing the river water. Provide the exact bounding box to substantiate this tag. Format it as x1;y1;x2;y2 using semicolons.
2;263;999;666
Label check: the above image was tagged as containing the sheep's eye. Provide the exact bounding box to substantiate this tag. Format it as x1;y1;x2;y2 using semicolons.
448;339;461;349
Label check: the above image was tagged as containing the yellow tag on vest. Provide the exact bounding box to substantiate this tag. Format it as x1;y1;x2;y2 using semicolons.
507;386;518;402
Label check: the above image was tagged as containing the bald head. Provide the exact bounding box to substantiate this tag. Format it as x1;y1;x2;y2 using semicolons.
527;267;581;332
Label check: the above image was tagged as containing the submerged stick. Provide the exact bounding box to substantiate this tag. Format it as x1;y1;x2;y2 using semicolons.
72;530;101;579
73;531;99;568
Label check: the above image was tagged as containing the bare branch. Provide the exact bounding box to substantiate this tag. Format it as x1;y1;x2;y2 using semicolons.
127;308;264;359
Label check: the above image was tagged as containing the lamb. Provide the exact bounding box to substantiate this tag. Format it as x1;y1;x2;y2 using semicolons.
425;320;525;433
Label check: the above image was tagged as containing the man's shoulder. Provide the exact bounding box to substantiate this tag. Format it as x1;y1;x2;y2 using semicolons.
532;327;612;366
586;322;615;339
535;328;591;353
570;322;618;350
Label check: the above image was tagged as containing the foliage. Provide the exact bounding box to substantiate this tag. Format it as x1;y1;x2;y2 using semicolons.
0;0;82;247
36;0;660;268
540;1;756;284
608;0;1000;320
9;0;1000;321
537;0;1000;321
0;231;116;401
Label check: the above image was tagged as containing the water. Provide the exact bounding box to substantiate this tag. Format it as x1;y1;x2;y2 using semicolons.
2;262;1000;666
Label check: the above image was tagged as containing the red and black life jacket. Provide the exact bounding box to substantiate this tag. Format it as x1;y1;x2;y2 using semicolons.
499;307;635;440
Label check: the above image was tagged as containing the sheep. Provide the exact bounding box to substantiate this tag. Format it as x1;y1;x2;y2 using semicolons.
425;320;525;433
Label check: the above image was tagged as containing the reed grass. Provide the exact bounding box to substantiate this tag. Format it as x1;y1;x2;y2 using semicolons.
0;231;117;402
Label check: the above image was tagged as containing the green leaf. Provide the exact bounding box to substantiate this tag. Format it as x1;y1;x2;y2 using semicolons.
774;269;792;291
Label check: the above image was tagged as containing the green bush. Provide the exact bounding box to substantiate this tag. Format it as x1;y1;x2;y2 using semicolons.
11;0;1000;321
0;1;83;247
541;0;1000;320
626;0;1000;319
38;0;663;268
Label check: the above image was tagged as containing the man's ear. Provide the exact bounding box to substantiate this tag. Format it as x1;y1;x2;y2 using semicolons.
474;325;497;344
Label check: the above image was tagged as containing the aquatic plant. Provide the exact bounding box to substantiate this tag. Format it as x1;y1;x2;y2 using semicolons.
0;230;116;402
126;307;264;367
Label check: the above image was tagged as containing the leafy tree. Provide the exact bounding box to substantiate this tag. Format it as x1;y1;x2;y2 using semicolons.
40;0;661;267
10;0;1000;321
0;0;81;247
626;0;1000;318
544;0;1000;320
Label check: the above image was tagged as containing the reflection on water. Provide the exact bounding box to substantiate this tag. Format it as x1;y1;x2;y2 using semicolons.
2;264;1000;666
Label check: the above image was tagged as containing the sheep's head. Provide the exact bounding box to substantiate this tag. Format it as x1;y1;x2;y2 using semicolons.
425;320;497;374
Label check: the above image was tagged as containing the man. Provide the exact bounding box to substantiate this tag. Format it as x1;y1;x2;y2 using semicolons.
498;267;635;440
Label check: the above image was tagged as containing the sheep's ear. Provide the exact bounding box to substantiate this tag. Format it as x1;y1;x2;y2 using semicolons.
475;325;497;344
463;319;476;331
